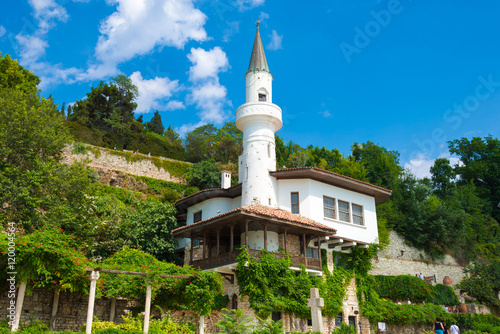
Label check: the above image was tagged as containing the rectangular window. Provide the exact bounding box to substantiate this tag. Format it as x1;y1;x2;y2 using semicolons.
338;200;350;222
306;248;319;259
352;204;363;225
323;196;336;219
291;192;299;214
259;93;266;101
193;211;202;223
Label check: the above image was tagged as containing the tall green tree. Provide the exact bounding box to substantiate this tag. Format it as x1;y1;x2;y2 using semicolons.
352;141;403;189
185;159;220;190
146;110;165;135
449;136;500;221
430;157;455;198
0;53;40;94
184;124;218;162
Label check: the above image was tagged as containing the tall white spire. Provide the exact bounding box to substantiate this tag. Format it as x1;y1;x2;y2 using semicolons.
236;22;282;207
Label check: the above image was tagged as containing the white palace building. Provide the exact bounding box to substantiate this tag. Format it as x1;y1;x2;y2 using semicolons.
172;24;391;278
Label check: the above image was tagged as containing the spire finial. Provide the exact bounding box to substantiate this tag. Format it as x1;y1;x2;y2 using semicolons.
256;20;260;28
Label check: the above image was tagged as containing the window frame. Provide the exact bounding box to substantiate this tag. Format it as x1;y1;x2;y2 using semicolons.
258;93;267;102
338;200;350;223
323;196;336;220
291;192;300;214
351;203;364;226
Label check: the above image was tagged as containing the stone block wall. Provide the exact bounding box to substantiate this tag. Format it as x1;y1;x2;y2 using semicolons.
63;144;188;184
370;231;467;288
0;287;133;332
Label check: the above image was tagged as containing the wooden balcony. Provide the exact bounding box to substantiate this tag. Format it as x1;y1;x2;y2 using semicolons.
190;248;322;272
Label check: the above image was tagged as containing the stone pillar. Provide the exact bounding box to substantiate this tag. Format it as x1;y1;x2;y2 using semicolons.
199;314;205;334
12;281;27;332
86;271;100;334
307;288;324;333
143;284;152;333
50;287;60;331
109;298;116;322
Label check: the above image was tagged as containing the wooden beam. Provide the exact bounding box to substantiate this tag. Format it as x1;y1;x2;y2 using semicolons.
341;241;357;250
85;268;191;279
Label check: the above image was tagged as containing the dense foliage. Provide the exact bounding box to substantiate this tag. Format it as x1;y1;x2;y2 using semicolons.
372;276;459;305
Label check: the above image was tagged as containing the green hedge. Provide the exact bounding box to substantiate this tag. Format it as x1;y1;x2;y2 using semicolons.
372;275;459;305
372;275;433;302
125;132;185;161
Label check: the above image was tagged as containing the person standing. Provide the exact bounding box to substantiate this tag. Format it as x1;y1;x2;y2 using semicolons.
450;322;460;334
443;322;449;334
433;317;445;334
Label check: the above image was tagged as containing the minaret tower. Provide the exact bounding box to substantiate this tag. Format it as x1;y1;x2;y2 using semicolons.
236;21;283;207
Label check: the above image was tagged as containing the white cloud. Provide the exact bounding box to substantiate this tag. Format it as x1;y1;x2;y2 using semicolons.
320;110;332;118
222;21;239;42
15;34;48;64
267;30;282;50
259;12;269;22
28;0;68;33
86;0;208;80
186;47;230;126
187;47;229;81
404;152;461;179
0;26;6;38
235;0;265;11
130;71;184;113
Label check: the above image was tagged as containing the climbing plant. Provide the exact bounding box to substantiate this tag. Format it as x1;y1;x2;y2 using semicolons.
98;247;226;316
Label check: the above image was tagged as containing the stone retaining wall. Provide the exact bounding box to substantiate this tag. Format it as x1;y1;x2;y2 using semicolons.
63;144;188;184
370;231;467;289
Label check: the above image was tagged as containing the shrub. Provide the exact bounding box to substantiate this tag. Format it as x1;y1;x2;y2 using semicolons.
71;141;87;154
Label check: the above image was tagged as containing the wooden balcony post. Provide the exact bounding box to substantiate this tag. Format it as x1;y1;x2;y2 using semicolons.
216;229;220;265
263;223;268;250
202;233;207;267
229;225;234;261
284;229;288;254
317;236;322;267
302;233;308;267
190;236;194;265
245;220;249;249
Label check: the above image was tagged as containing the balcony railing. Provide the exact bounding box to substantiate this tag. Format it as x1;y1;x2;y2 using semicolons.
190;249;322;271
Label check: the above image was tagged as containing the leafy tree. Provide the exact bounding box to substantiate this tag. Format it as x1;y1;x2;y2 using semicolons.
60;101;66;118
185;159;220;190
146;110;165;135
0;53;40;94
213;122;243;164
184;124;218;162
430;158;455;198
122;201;180;262
456;259;500;309
449;136;500;221
352;141;403;189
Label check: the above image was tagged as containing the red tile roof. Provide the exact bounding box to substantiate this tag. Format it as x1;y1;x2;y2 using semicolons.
172;205;337;234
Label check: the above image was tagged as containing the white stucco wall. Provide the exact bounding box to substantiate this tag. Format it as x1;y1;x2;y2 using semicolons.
275;179;379;244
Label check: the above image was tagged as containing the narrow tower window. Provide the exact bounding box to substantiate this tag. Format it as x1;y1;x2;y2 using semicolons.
259;93;267;101
267;143;271;158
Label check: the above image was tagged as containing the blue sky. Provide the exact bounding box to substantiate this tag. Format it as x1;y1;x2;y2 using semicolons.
1;0;500;178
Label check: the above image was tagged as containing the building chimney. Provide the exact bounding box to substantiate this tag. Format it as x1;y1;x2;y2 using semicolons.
221;171;231;189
